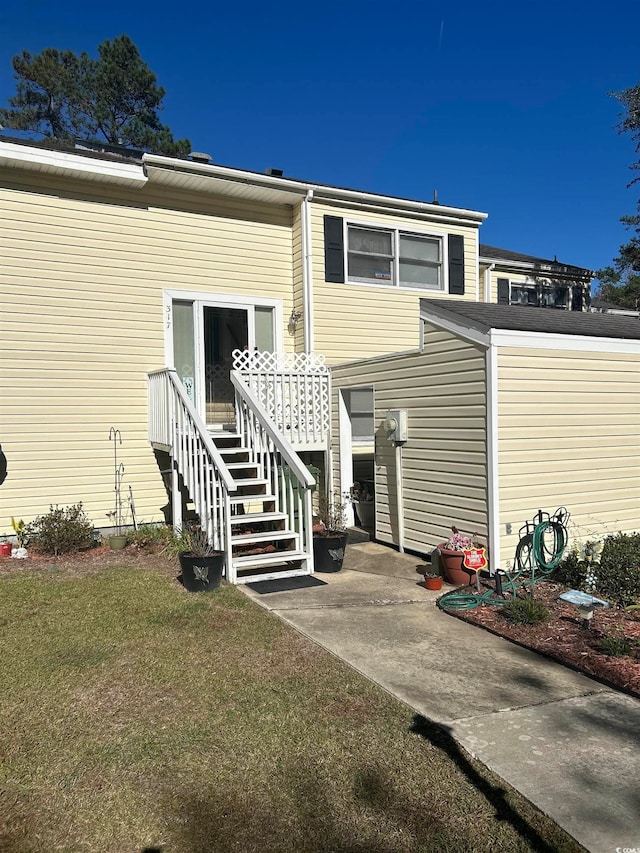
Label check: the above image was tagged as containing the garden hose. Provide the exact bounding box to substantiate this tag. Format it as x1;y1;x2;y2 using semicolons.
438;508;569;613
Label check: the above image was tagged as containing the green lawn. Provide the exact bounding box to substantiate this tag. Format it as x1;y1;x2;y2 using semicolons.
0;565;582;852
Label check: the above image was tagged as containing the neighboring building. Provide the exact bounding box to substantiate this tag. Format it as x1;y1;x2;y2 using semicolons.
1;136;633;583
590;297;640;318
480;244;592;311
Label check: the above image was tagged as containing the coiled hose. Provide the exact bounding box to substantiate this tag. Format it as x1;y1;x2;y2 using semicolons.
438;511;568;613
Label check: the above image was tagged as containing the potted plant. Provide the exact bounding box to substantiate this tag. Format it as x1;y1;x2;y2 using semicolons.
10;516;28;558
0;534;12;558
313;493;348;573
438;527;485;586
424;572;443;591
171;525;225;592
350;481;375;530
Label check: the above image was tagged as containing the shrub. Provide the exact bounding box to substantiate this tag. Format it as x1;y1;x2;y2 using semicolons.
597;633;637;658
502;596;550;626
596;532;640;608
552;548;587;589
26;503;94;555
127;523;174;551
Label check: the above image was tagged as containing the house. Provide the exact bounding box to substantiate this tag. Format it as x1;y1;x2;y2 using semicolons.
479;244;592;310
332;300;640;570
1;137;635;582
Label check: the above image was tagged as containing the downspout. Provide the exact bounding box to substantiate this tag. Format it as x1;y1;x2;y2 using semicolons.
301;189;314;353
484;263;495;303
396;443;405;552
486;335;500;572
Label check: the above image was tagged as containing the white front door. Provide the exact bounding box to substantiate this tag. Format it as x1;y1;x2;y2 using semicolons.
166;292;281;426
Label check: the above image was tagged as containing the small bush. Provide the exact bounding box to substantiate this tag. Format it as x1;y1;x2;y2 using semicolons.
502;596;550;626
552;549;587;588
127;523;174;551
597;532;640;608
597;633;636;658
26;503;95;555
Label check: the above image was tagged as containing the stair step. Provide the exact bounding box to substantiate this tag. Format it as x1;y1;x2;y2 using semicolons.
233;550;308;569
229;511;287;526
218;447;250;458
230;493;274;505
231;530;298;545
233;477;269;488
226;462;260;472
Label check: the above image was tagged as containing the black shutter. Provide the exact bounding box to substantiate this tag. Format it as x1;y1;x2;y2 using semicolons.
324;216;344;283
572;286;584;311
447;234;465;294
497;278;510;304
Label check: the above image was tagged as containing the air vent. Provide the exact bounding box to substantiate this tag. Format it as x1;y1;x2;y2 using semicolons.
189;151;212;164
265;168;283;177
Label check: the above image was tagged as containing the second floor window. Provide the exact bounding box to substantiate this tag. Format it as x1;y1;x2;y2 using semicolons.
347;225;442;290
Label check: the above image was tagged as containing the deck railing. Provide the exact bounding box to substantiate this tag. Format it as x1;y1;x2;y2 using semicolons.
148;369;236;571
232;350;330;450
231;371;316;582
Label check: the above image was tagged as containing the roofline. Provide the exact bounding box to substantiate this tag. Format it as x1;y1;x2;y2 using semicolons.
419;300;640;354
142;152;488;224
0;139;147;188
479;251;592;280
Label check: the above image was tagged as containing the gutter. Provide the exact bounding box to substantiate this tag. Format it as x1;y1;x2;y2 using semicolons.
142;153;488;225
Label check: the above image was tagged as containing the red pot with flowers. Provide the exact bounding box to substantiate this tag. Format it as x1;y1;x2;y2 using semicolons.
438;527;487;586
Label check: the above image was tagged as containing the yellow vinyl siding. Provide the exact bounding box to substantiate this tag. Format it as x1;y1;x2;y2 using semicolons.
332;322;488;555
0;173;295;527
497;346;640;563
311;201;480;363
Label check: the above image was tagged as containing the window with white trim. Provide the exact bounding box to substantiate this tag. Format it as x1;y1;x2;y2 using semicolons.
347;224;443;290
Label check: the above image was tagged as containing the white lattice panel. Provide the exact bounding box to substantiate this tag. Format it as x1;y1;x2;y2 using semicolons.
232;349;328;373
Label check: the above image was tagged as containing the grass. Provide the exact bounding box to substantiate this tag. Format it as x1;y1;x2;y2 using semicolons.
0;565;582;853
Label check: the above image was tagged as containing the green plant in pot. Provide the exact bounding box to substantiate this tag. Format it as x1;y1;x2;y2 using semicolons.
350;481;375;530
169;525;225;592
313;493;348;573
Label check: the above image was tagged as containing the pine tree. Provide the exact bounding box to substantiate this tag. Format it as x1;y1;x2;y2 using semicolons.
0;35;190;157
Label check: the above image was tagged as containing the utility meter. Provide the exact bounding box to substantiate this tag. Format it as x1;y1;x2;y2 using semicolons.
384;409;408;443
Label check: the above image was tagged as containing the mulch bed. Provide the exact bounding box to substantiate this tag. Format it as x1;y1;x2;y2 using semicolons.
444;579;640;698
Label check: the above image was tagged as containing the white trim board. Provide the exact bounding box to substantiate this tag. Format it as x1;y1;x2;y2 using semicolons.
489;329;640;354
0;140;147;187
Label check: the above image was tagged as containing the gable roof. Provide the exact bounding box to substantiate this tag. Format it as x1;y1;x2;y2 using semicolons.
420;298;640;340
479;244;592;280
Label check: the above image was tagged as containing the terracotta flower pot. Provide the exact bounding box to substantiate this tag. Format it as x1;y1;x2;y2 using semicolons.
0;542;12;557
425;575;443;591
438;544;477;586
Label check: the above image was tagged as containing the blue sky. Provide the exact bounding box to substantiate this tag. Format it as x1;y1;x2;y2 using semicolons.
1;0;639;275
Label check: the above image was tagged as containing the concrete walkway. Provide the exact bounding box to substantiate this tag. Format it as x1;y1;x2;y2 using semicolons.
242;540;640;853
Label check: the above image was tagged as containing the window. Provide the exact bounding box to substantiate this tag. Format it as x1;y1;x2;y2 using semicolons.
507;282;570;309
347;224;442;290
344;387;374;445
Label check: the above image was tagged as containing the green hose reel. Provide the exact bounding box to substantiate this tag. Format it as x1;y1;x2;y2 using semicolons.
438;507;570;613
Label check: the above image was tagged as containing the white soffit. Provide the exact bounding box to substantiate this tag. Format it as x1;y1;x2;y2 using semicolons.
0;140;147;188
144;163;305;205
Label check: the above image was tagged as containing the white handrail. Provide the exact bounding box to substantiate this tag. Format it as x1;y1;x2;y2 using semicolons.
149;369;236;493
230;372;315;487
232;350;330;448
148;370;236;571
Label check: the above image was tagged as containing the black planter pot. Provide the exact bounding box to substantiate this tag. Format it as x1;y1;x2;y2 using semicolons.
313;532;348;573
178;552;225;592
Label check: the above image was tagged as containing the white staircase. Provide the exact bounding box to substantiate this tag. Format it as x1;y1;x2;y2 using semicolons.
148;367;317;585
212;429;312;583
